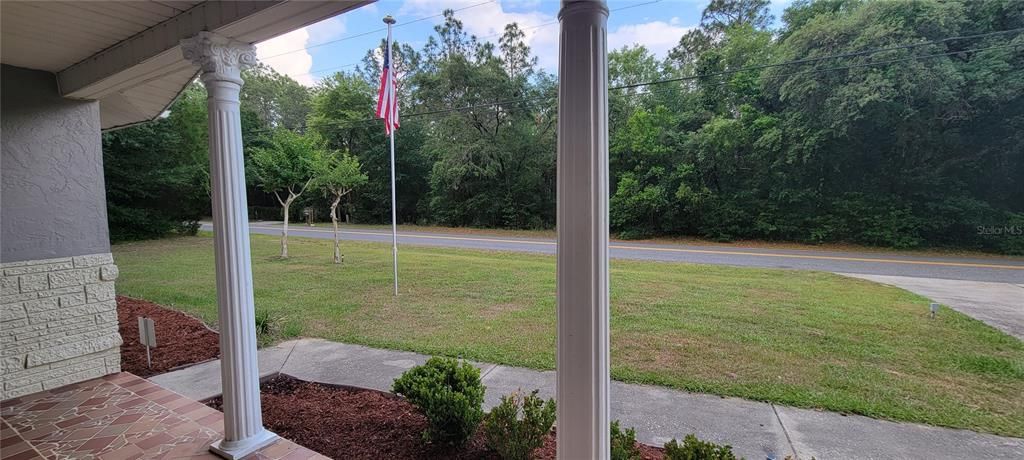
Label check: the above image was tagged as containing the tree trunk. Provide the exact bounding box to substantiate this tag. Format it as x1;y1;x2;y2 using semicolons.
281;200;291;258
330;195;342;264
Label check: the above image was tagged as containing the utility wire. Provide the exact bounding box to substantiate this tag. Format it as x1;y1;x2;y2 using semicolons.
279;36;1020;133
614;27;1024;90
260;0;496;61
278;40;1019;133
288;0;666;80
291;22;1020;82
245;30;1015;133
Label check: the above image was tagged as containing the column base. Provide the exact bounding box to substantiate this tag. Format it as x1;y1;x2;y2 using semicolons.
209;429;278;460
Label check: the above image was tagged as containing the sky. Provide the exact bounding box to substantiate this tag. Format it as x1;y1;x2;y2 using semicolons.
256;0;794;86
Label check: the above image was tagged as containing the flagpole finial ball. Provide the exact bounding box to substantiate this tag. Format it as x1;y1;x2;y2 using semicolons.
383;15;396;25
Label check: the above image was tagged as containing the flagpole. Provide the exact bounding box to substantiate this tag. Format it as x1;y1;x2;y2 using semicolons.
384;15;399;296
389;127;398;296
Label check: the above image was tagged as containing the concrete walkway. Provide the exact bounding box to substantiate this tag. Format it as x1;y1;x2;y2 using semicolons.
842;274;1024;340
151;339;1023;460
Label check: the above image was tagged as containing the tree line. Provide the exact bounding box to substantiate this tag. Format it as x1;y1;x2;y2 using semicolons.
103;0;1024;254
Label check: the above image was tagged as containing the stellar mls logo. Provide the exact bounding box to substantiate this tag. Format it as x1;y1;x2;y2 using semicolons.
977;225;1023;236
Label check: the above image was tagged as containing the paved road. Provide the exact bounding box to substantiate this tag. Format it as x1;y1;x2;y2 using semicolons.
202;222;1024;283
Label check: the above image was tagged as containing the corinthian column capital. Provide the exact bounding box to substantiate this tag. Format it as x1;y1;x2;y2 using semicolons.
181;32;257;84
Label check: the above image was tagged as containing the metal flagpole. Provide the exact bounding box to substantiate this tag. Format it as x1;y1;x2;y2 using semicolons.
389;127;398;296
384;15;399;296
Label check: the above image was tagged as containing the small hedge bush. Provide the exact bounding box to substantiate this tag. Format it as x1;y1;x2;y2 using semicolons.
484;389;556;460
663;434;739;460
610;420;642;460
392;357;486;446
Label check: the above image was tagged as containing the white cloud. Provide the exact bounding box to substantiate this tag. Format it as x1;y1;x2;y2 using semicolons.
608;18;693;58
399;0;559;70
257;29;315;86
307;16;347;44
255;16;348;87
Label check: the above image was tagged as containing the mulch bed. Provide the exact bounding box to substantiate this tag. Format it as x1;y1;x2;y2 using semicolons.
117;295;220;378
205;375;664;460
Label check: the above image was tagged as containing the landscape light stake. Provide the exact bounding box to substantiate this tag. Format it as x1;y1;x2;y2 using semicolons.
930;302;939;319
138;316;157;369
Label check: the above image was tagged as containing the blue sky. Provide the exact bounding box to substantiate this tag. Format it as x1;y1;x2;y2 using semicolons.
256;0;793;86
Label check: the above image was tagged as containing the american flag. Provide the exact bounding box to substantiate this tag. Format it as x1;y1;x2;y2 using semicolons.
376;29;400;135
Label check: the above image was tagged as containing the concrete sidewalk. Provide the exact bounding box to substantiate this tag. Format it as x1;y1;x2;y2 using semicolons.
151;338;1024;460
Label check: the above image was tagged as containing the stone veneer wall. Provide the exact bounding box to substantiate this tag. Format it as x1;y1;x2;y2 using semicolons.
1;253;122;400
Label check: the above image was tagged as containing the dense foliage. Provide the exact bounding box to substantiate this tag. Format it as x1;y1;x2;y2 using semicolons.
392;357;486;446
103;85;208;240
483;389;556;460
103;0;1023;253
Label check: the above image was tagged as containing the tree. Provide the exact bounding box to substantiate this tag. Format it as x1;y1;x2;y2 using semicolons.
310;70;431;225
313;152;368;263
249;129;327;258
415;11;558;228
103;83;209;240
241;63;310;130
104;0;1024;255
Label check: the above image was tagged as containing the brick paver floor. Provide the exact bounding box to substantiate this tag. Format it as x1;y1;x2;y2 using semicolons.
0;372;324;460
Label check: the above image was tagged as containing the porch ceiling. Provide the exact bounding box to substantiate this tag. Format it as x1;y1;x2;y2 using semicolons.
0;1;372;131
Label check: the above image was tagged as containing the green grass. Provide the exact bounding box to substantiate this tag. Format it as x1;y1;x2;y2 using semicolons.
113;233;1024;437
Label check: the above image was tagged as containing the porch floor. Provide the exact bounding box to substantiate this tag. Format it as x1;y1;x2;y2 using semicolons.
0;372;324;460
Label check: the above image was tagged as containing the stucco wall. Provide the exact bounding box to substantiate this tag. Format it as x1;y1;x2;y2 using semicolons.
1;65;121;399
1;64;110;263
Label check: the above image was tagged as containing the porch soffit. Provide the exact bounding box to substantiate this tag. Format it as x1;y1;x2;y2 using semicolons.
0;1;373;131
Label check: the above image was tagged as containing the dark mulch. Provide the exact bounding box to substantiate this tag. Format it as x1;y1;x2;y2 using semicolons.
206;375;664;460
117;295;220;378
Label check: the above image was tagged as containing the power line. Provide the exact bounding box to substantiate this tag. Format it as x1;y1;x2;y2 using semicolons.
260;0;496;61
614;27;1024;90
621;42;1020;103
288;0;666;80
279;34;1020;133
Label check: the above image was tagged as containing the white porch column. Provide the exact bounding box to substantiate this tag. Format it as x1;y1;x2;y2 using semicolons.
556;1;610;459
181;32;277;459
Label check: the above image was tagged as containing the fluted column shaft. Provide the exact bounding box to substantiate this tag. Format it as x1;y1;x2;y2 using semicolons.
556;1;611;459
181;32;277;460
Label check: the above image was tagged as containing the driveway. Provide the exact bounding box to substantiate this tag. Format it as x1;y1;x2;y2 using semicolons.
841;274;1024;340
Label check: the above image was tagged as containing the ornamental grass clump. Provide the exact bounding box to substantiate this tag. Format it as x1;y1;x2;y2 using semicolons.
484;389;556;460
392;357;486;446
663;434;740;460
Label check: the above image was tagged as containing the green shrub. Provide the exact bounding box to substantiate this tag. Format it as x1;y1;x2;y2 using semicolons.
663;434;739;460
392;357;486;446
176;220;201;236
484;389;556;460
610;420;641;460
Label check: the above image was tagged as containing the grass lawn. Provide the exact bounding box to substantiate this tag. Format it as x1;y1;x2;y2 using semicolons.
113;233;1024;437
